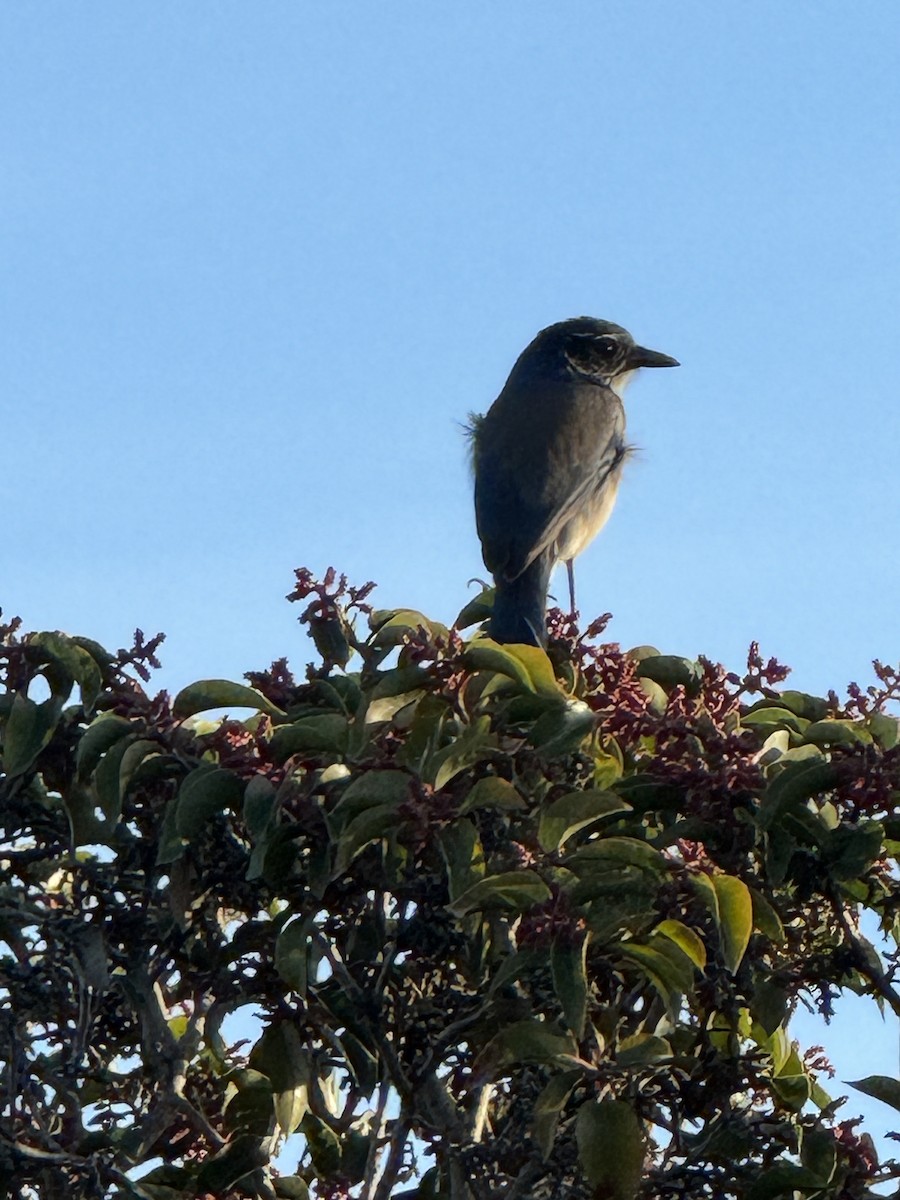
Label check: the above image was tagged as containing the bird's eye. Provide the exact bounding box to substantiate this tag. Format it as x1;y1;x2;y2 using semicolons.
596;336;618;357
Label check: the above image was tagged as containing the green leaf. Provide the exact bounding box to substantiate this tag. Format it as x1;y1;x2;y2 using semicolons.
458;775;526;814
748;887;785;943
194;1132;267;1190
500;643;561;696
28;631;104;711
300;1113;342;1175
448;870;551;916
484;1019;577;1068
275;917;315;994
307;611;353;668
173;678;283;718
2;694;61;777
438;819;484;902
823;821;883;881
156;796;186;865
274;1178;311;1200
778;691;829;721
567;837;668;875
223;1069;275;1137
75;714;133;780
368;609;448;651
741;705;809;735
329;769;411;829
803;718;872;748
634;655;702;695
762;757;837;825
455;587;493;630
333;803;401;875
118;738;163;799
616;1034;672;1068
712;875;753;973
243;774;277;837
539;790;632;853
552;934;588;1038
340;1131;372;1186
654;918;706;970
636;676;667;714
868;711;900;750
269;713;349;760
176;766;245;839
337;1029;378;1095
370;665;432;699
463;640;541;692
528;700;596;757
751;979;788;1036
747;1164;828;1200
428;715;494;791
251;1022;311;1135
770;1071;810;1111
847;1074;900;1113
798;1126;837;1186
617;942;692;1008
532;1069;582;1159
576;1099;645;1200
195;1135;268;1192
93;732;138;823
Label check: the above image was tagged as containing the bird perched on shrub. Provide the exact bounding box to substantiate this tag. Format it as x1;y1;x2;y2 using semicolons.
471;317;678;645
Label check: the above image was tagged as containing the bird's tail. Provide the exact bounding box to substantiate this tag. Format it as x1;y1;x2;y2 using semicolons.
489;555;553;646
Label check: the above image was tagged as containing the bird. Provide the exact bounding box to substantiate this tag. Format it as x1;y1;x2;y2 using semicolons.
471;317;678;645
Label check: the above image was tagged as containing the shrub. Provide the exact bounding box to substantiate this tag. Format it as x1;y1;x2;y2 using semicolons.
1;570;899;1199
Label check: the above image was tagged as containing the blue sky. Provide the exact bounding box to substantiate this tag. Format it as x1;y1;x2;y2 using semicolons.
3;0;900;1159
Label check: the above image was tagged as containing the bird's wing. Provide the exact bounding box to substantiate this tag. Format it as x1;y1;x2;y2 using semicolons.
475;380;625;582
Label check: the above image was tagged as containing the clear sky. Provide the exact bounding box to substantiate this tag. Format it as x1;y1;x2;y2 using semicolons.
3;0;899;1160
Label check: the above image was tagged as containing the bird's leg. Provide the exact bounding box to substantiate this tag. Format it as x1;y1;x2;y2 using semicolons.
566;559;577;616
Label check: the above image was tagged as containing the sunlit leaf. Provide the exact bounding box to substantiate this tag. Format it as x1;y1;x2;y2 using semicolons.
803;718;872;748
462;640;538;691
712;874;753;973
529;700;596;757
654;918;706;970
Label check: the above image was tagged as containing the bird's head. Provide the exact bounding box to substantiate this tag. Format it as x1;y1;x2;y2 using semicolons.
517;316;679;396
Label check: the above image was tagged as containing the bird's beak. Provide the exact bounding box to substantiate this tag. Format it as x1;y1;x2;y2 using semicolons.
629;345;680;369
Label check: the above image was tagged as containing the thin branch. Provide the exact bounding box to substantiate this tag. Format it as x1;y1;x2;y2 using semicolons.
372;1113;411;1200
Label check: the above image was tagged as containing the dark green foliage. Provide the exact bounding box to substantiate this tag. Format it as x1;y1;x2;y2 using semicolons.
1;573;899;1199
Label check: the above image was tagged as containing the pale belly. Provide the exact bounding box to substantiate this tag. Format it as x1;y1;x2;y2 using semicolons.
553;456;625;563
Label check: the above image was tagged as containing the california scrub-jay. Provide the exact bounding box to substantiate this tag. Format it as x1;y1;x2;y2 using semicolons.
471;317;678;645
